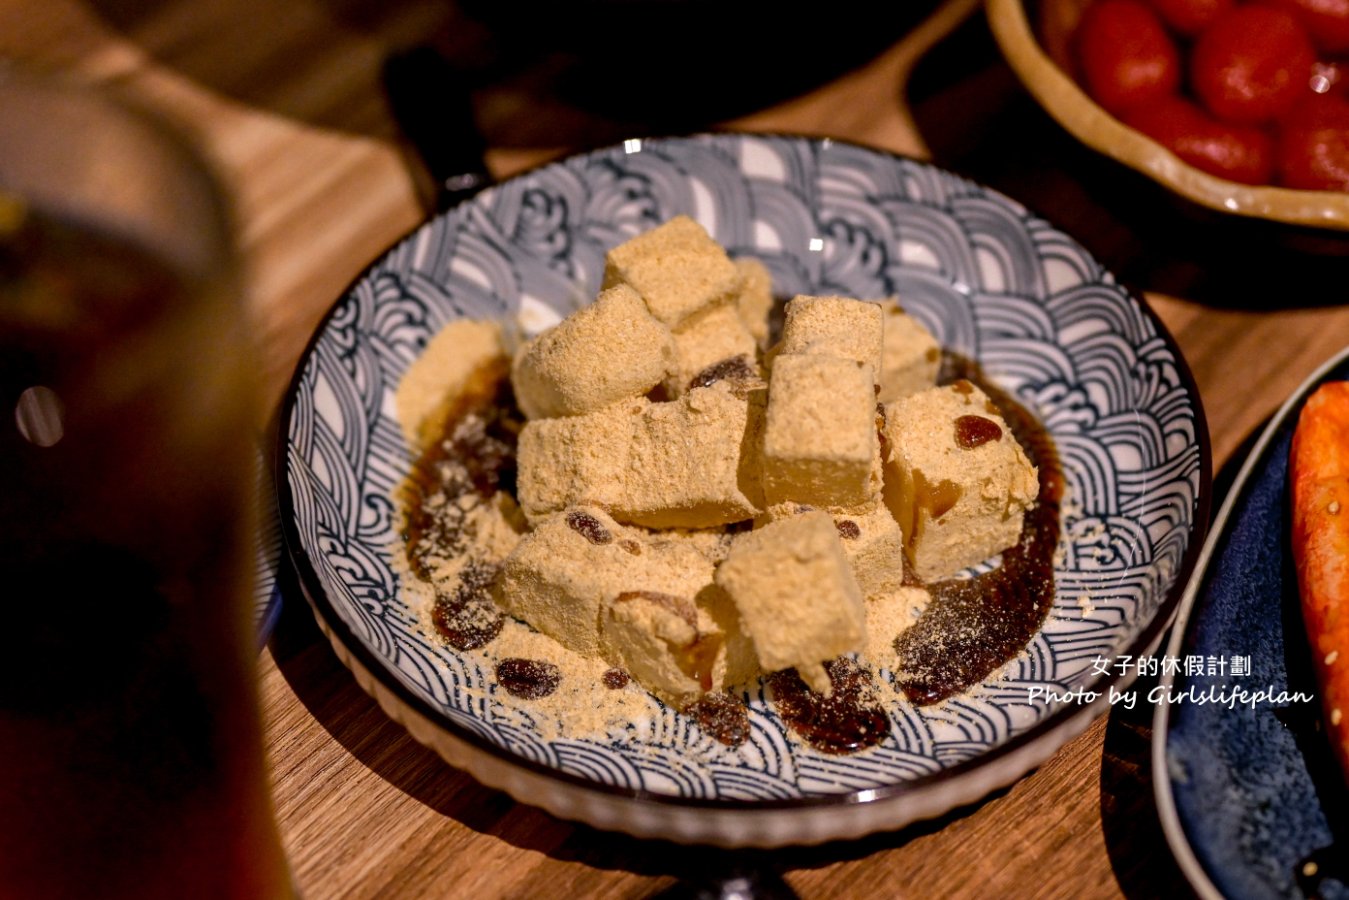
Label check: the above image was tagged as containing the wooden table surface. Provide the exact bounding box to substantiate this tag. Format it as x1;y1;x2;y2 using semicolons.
8;0;1349;895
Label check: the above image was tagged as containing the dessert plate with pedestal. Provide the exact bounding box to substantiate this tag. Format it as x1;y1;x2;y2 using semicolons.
278;133;1209;846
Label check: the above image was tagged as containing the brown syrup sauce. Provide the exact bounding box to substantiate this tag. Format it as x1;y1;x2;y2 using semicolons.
767;658;889;754
685;692;751;747
602;668;631;689
688;356;758;392
954;414;1003;449
402;362;521;569
430;561;503;650
496;658;561;699
401;358;523;654
565;510;612;544
892;355;1063;706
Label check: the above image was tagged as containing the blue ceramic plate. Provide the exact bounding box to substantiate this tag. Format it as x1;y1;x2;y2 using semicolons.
1156;348;1349;899
279;134;1209;845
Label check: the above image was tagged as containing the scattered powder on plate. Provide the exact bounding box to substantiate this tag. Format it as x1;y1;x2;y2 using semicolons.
863;587;928;673
390;301;1061;748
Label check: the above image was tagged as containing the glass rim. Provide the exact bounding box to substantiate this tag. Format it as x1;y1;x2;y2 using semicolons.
0;68;236;281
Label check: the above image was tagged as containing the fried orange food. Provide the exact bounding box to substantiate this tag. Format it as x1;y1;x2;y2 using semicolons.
1290;380;1349;780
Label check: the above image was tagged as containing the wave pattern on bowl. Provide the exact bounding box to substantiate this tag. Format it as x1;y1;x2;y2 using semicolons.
285;134;1203;800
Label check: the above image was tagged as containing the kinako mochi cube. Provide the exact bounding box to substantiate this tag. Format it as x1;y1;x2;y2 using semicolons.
758;501;909;605
733;257;774;349
690;581;761;687
761;353;882;510
663;301;762;399
494;506;711;657
714;511;866;694
601;583;759;708
602;215;741;329
395;318;505;450
601;590;720;708
620;384;765;527
494;506;757;706
779;295;884;381
510;283;674;420
514;397;644;522
832;503;910;603
877;299;941;404
515;384;764;529
881;381;1039;583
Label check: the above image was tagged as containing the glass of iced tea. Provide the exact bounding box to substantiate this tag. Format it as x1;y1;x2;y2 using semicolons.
0;74;292;897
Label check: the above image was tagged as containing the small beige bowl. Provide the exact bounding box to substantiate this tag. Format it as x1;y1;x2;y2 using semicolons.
987;0;1349;230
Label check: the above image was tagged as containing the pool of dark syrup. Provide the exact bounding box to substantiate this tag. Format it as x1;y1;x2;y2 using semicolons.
768;658;889;754
401;358;519;582
891;354;1064;706
401;360;517;653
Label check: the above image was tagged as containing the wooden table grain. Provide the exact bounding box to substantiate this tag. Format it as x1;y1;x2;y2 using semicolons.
8;0;1349;895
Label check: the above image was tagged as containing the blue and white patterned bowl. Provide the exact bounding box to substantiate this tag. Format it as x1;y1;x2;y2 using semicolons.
278;134;1210;846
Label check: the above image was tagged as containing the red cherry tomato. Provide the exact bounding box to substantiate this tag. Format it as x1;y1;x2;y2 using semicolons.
1190;6;1317;125
1264;0;1349;55
1075;0;1182;117
1277;92;1349;189
1146;0;1234;36
1124;96;1275;183
1309;60;1348;98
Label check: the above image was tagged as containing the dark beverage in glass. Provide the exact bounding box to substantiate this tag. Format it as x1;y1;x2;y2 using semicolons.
0;76;292;899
